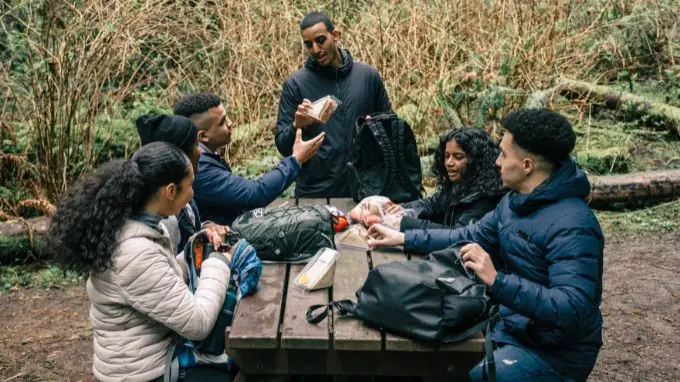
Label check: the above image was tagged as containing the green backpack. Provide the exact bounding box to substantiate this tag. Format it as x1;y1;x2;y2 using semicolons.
230;205;336;263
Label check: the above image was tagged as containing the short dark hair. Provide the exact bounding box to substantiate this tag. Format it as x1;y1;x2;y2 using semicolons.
300;11;334;32
173;92;222;119
501;109;576;165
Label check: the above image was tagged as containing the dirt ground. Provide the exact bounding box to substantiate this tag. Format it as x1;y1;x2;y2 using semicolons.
1;230;678;381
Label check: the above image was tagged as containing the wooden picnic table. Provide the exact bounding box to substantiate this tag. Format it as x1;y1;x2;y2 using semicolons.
226;198;484;381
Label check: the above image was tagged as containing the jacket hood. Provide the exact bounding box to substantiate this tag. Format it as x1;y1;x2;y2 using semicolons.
304;48;354;79
509;158;591;215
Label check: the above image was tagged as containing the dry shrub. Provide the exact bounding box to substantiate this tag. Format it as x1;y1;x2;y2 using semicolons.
1;0;678;205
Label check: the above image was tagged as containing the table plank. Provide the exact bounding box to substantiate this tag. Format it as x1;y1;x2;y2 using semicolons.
332;244;382;351
280;264;329;350
296;197;329;206
328;198;356;216
268;198;294;208
227;263;287;349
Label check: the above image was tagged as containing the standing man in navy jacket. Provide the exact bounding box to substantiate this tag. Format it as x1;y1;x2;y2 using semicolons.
275;11;393;198
367;109;604;382
174;92;325;226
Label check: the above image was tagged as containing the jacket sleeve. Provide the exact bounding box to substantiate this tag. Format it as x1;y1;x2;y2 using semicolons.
401;189;445;221
196;156;300;211
275;78;301;157
372;70;393;113
404;204;500;254
116;244;230;341
451;196;499;229
488;212;604;330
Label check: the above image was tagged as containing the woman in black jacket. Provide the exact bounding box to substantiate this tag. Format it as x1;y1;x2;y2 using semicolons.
397;127;504;231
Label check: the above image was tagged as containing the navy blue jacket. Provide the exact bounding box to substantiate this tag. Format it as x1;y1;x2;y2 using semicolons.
275;49;392;197
405;159;604;381
192;147;301;226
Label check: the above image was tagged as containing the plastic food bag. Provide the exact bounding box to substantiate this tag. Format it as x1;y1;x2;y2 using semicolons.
294;247;339;291
348;196;414;230
304;95;342;123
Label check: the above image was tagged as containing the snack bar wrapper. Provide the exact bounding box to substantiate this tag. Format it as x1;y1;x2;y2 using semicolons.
348;196;415;230
303;95;342;123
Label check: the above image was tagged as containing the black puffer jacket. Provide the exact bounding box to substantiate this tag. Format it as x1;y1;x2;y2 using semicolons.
400;189;504;231
275;49;392;197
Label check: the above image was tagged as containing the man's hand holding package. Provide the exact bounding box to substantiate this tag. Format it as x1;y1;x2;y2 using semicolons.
294;99;315;129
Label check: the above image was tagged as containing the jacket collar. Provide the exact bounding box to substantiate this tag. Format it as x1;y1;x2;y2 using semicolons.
304;48;354;80
508;158;590;215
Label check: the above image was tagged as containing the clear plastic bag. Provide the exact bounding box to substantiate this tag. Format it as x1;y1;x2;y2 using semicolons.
348;196;414;230
304;95;342;123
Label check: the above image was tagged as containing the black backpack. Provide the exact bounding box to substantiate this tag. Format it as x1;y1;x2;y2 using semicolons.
306;244;498;380
230;205;336;263
347;113;424;203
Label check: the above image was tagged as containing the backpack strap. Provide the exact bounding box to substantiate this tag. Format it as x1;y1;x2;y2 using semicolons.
391;118;423;199
163;335;182;382
482;305;499;382
366;121;397;196
306;300;357;324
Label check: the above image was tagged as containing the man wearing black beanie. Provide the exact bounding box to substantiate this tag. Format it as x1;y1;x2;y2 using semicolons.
135;113;227;252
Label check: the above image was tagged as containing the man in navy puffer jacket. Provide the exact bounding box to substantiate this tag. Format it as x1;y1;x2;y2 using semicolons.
366;109;604;382
174;93;325;226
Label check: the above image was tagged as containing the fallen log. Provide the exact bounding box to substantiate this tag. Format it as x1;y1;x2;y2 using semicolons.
0;216;50;265
588;169;680;207
554;77;680;136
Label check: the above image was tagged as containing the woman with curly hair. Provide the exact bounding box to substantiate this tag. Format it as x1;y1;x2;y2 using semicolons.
48;142;234;382
396;127;505;231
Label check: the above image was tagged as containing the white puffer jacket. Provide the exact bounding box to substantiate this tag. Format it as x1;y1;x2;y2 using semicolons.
87;220;229;381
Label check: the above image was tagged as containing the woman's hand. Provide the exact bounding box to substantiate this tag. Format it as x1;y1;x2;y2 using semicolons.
385;203;402;214
202;223;230;248
366;224;405;249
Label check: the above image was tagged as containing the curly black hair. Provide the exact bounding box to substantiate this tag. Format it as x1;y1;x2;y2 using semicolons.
48;142;191;274
501;108;576;165
432;127;503;203
173;92;222;119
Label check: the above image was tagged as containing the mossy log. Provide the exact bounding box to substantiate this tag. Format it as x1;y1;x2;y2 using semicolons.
0;217;50;264
555;77;680;136
588;169;680;207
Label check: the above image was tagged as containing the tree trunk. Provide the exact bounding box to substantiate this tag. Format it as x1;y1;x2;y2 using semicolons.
588;169;680;206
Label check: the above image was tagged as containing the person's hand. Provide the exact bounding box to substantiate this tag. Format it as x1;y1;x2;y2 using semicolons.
366;224;405;250
460;243;497;287
294;99;315;129
292;128;325;164
202;223;230;248
385;203;402;214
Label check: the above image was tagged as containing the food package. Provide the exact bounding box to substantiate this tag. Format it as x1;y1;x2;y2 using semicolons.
335;224;369;249
304;95;341;123
348;196;414;230
294;247;339;291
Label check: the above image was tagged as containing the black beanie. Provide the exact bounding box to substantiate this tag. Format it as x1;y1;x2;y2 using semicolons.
135;113;198;155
